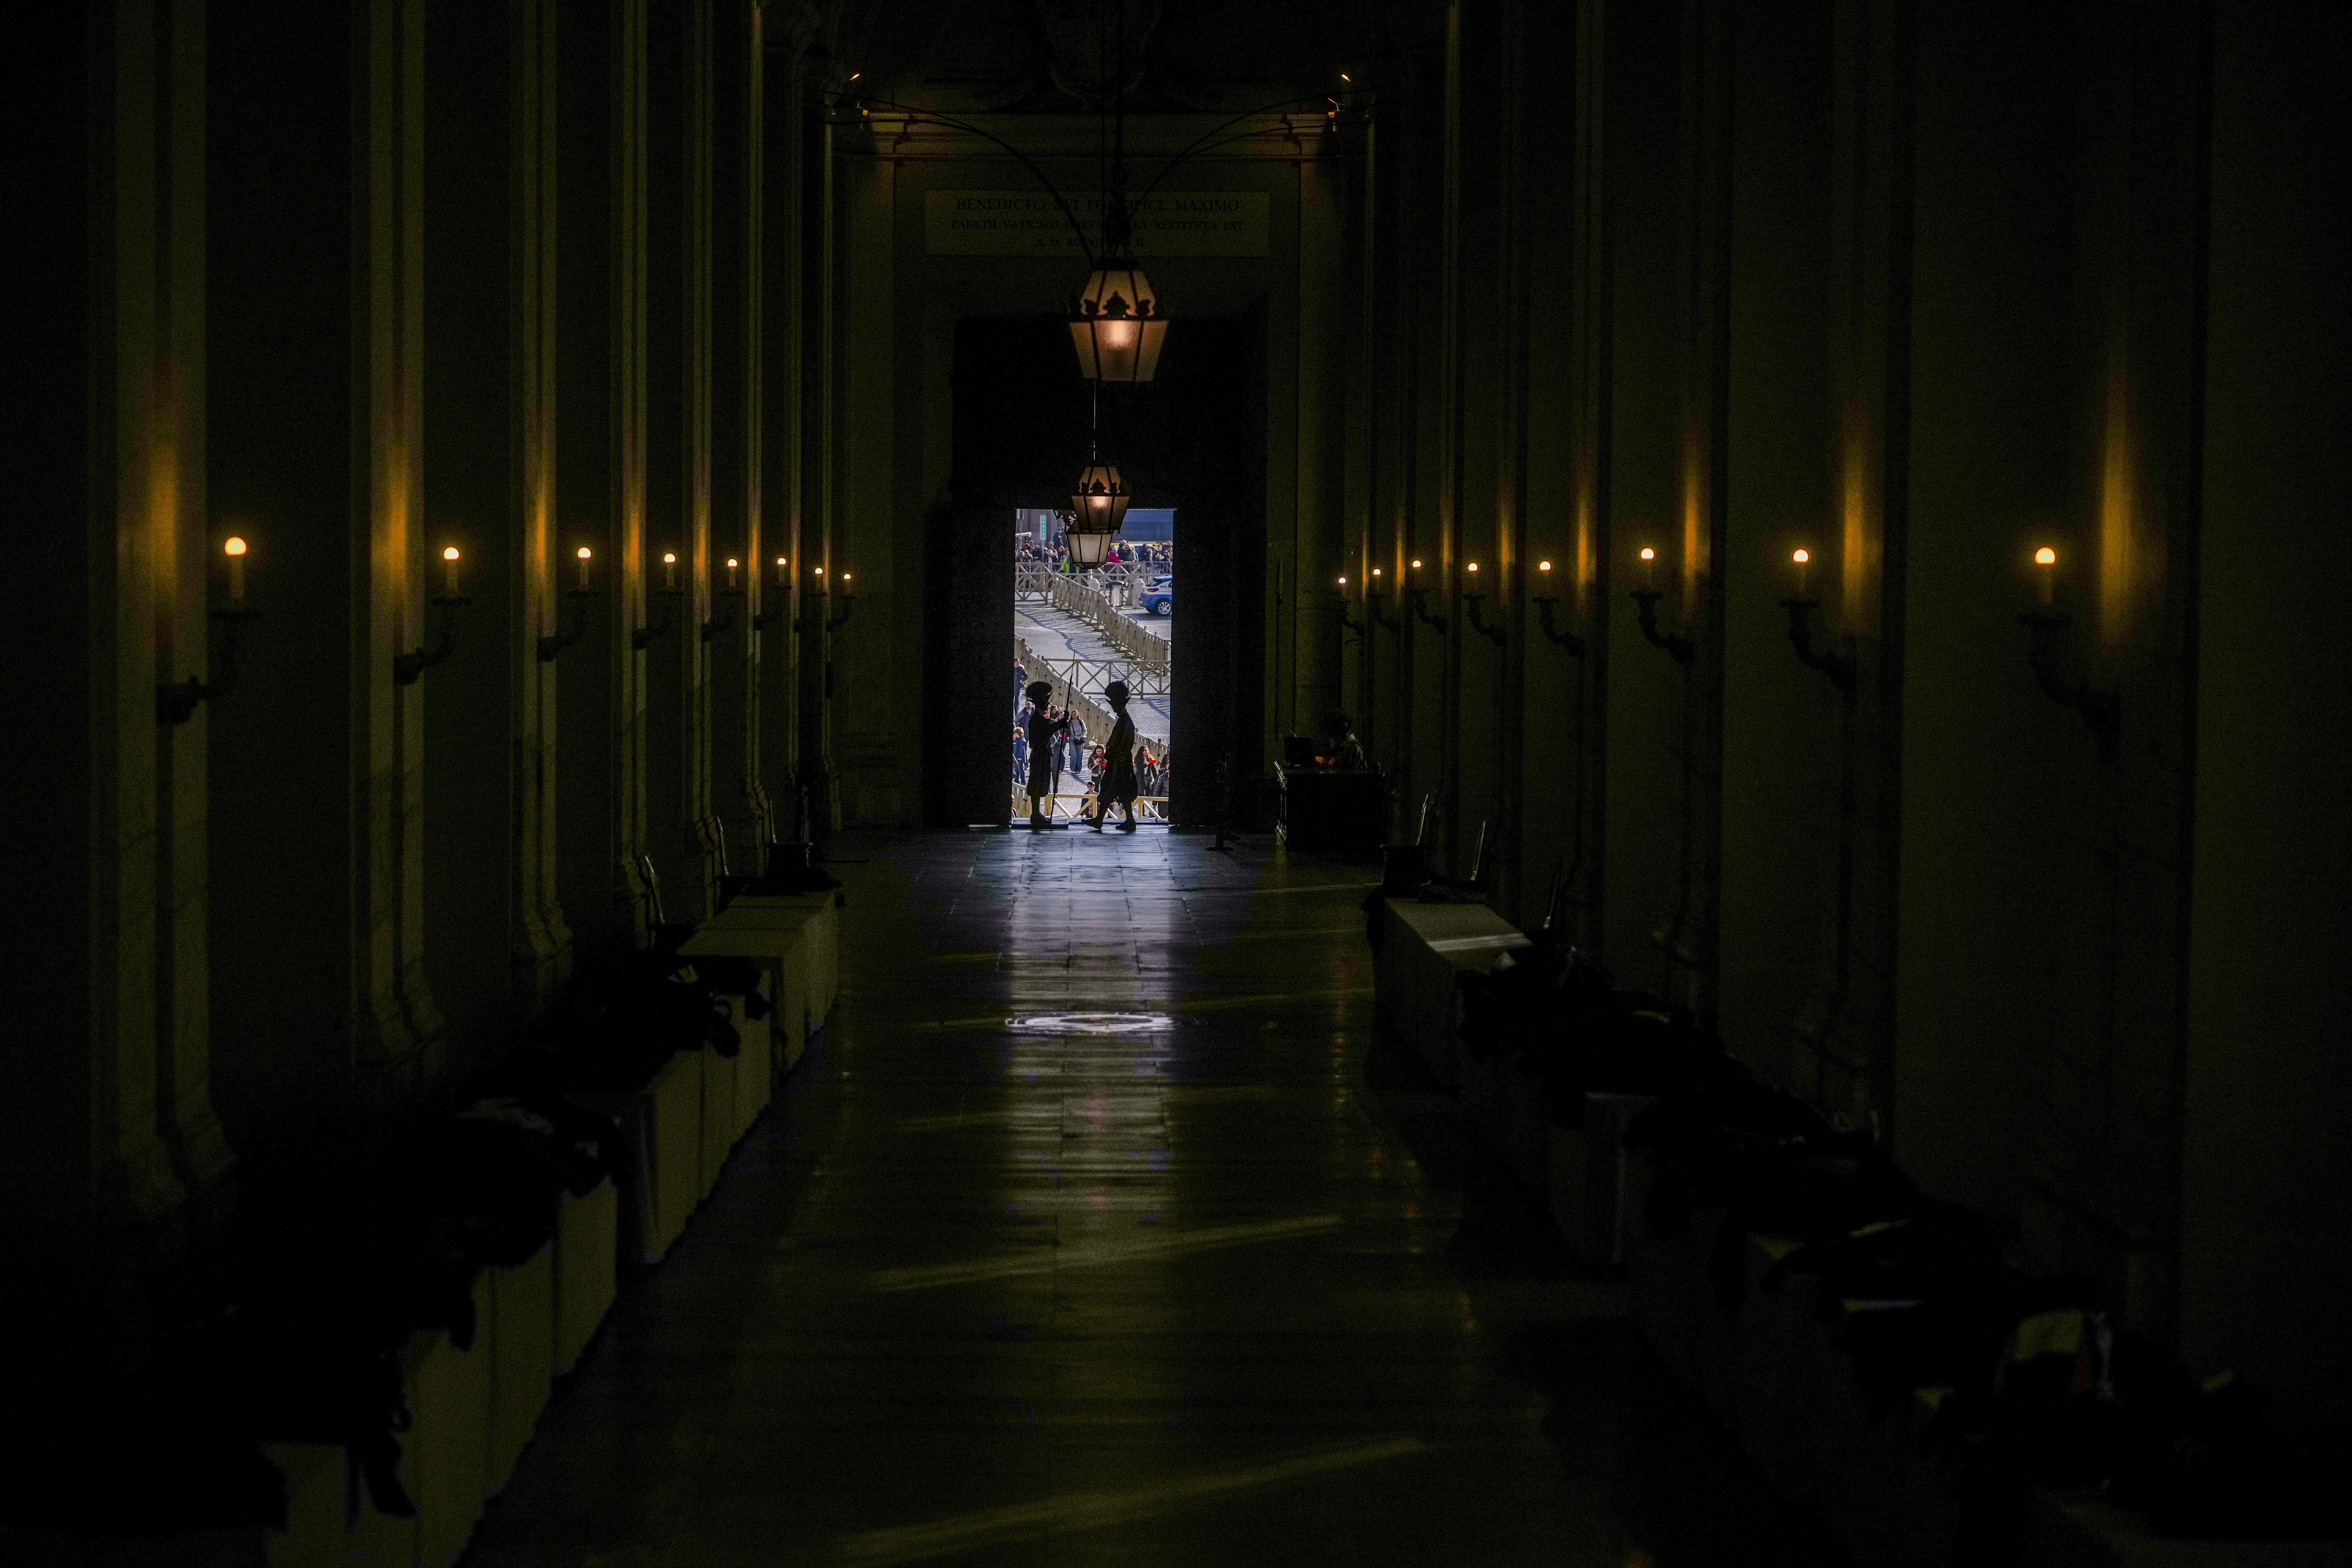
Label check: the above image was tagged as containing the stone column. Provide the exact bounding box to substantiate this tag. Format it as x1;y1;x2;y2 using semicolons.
5;0;234;1367
206;0;443;1176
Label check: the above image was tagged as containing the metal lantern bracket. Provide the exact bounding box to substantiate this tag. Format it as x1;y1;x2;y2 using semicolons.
538;588;598;662
1534;596;1584;657
395;594;470;685
702;589;740;643
634;588;681;651
1408;585;1448;635
1463;593;1506;646
2018;610;2119;734
1629;588;1694;664
1778;597;1856;690
158;606;261;725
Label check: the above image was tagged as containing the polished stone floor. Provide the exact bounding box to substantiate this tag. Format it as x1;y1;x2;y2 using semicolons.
465;829;1841;1566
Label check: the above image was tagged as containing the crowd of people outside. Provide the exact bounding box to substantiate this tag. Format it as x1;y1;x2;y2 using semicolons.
1011;660;1168;820
1016;536;1171;573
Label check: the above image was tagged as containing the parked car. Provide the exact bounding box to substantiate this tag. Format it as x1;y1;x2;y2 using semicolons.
1139;575;1172;616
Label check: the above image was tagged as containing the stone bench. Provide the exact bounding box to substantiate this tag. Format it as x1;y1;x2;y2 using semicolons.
1372;898;1531;1088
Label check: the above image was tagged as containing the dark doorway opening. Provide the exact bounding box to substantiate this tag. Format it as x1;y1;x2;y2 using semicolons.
927;315;1261;830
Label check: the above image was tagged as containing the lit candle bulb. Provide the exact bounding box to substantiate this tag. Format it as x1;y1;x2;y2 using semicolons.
1639;545;1657;588
1372;567;1383;580
841;572;854;596
1792;547;1811;597
774;555;788;586
1538;559;1553;575
662;551;677;590
1466;561;1481;578
577;545;593;589
726;556;740;590
1337;575;1348;590
224;536;249;602
442;545;461;595
2034;545;2057;606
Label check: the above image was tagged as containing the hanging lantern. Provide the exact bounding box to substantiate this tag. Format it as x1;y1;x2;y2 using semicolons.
1069;264;1167;383
1065;463;1130;570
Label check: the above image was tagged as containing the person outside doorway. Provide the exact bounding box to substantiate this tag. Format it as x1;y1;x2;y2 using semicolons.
1023;683;1072;830
1090;680;1140;831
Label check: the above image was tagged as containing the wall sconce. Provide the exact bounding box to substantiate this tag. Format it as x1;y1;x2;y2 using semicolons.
159;535;263;725
539;546;600;661
1449;562;1505;649
1778;548;1853;690
396;546;469;685
1336;575;1364;638
635;552;681;650
1531;559;1583;655
1367;565;1399;631
2016;546;2116;733
1626;544;1692;662
753;556;791;631
828;571;857;631
1406;558;1448;633
702;556;741;642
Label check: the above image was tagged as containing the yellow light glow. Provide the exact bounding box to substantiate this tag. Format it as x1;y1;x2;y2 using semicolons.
2035;546;2057;566
1372;567;1382;577
442;546;460;562
662;552;677;564
577;546;592;560
1466;561;1479;573
726;557;739;569
776;556;787;567
1638;546;1656;562
817;566;826;575
1103;322;1136;348
1410;558;1423;570
224;537;249;557
1337;575;1347;586
843;572;853;581
1792;548;1810;565
1538;560;1552;572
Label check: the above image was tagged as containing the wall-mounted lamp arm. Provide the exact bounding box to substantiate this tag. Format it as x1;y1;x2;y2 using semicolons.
1534;597;1585;657
1628;588;1694;664
701;590;742;643
395;595;470;685
158;606;261;725
1368;596;1400;632
2018;610;2119;734
633;588;681;651
1462;594;1506;646
1777;597;1856;690
827;596;857;633
537;588;598;662
752;597;792;633
1408;586;1448;635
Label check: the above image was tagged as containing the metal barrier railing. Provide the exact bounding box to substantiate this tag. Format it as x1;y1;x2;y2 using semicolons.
1009;791;1171;823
